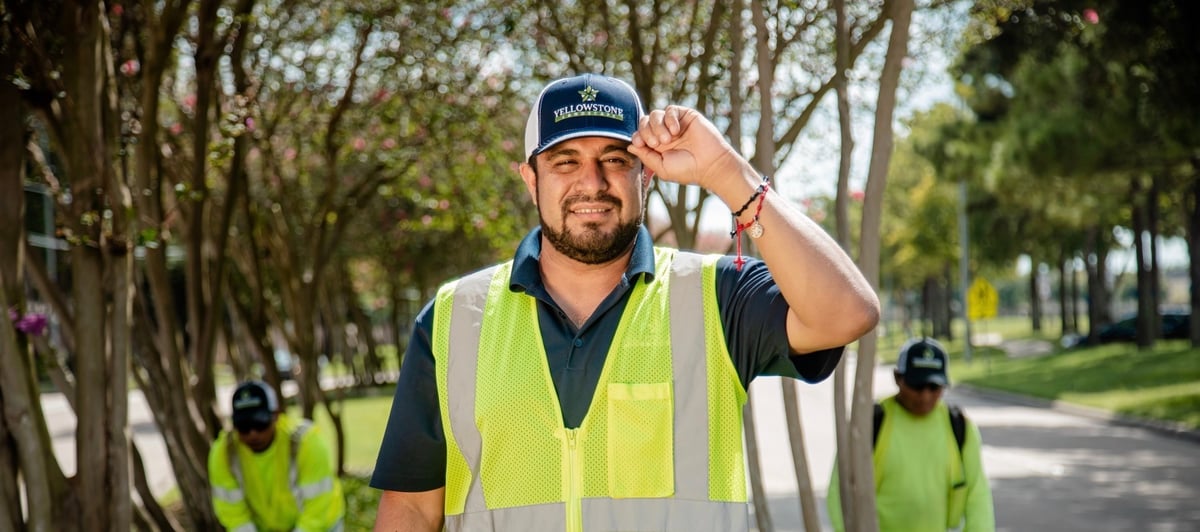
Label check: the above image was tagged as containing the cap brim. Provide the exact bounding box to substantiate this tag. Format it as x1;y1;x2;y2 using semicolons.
232;410;273;432
903;372;948;387
530;130;635;158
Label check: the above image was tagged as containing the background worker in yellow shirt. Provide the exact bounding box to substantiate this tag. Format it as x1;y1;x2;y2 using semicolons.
828;338;995;531
208;380;345;531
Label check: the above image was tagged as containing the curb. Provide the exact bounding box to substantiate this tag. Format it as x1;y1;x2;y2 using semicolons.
954;383;1200;445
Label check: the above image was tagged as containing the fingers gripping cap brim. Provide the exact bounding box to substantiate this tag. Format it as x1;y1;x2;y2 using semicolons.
524;74;645;160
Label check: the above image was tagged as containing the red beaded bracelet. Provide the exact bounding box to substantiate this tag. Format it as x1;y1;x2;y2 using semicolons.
730;176;770;271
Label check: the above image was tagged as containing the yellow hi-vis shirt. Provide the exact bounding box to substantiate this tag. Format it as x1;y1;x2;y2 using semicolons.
433;248;750;532
827;397;995;532
208;413;345;532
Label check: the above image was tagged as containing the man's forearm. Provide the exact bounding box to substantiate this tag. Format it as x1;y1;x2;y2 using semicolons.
708;159;880;352
373;489;445;532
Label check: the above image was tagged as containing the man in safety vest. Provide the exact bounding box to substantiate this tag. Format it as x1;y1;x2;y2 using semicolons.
209;380;345;531
370;73;880;531
827;338;995;531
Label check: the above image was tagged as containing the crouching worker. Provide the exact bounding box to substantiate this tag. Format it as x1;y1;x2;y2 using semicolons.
208;380;345;531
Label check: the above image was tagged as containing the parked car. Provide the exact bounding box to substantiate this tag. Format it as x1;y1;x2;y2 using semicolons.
274;348;296;380
1095;311;1191;344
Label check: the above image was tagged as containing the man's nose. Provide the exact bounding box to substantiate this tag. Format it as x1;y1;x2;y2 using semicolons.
576;161;609;192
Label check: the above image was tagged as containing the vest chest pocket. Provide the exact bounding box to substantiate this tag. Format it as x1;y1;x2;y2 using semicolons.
606;382;674;498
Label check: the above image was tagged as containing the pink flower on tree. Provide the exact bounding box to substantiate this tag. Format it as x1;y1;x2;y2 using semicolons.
850;190;865;202
1082;8;1099;24
8;308;49;337
120;59;140;77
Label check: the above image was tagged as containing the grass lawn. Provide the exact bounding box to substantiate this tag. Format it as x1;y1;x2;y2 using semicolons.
951;338;1200;430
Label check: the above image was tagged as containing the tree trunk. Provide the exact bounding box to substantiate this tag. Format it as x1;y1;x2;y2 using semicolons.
56;2;119;525
1029;262;1042;332
1188;164;1200;347
851;1;914;530
924;275;951;339
0;284;60;532
107;94;135;532
1084;227;1112;343
743;396;772;532
781;380;821;532
1065;253;1075;333
129;2;221;526
1131;178;1156;349
0;46;26;347
0;72;42;531
831;0;858;526
1148;175;1162;338
1070;255;1080;335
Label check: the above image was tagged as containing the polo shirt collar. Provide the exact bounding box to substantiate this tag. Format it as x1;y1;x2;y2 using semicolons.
509;225;657;294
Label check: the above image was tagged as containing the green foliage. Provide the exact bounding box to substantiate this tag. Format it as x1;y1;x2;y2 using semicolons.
341;473;380;530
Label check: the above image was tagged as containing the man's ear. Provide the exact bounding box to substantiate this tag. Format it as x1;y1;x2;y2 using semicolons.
519;161;538;206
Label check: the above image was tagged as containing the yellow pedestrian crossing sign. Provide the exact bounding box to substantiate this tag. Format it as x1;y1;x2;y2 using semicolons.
967;277;998;320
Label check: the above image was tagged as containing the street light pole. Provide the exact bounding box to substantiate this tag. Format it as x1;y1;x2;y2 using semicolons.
959;178;972;362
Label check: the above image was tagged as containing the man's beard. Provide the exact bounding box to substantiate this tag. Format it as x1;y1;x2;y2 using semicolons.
540;193;642;265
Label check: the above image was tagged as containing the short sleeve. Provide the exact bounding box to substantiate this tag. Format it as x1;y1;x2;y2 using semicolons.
714;256;844;388
369;300;447;492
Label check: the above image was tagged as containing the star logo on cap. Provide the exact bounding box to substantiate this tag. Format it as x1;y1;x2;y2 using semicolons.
579;85;599;102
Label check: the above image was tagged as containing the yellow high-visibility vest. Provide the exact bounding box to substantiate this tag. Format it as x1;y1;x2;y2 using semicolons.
432;248;749;532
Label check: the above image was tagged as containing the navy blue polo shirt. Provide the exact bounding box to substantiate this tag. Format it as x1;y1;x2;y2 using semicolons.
370;226;843;492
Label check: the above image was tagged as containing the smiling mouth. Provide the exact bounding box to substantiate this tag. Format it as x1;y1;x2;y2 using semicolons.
571;207;612;214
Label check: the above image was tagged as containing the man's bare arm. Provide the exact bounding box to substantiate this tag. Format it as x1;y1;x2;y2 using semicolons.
373;488;445;532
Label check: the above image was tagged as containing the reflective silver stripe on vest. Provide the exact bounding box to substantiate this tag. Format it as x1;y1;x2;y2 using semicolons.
668;252;709;500
583;498;750;531
296;476;334;501
448;266;503;514
211;485;244;503
445;502;566;532
290;420;312;511
228;523;256;532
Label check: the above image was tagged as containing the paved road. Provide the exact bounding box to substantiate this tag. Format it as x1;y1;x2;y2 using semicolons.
748;359;1200;531
47;361;1199;530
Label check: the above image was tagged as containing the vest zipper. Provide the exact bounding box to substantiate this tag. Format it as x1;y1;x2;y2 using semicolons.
565;428;583;532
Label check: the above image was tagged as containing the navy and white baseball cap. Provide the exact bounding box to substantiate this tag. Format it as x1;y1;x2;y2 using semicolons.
895;338;950;387
524;73;645;160
231;380;278;432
